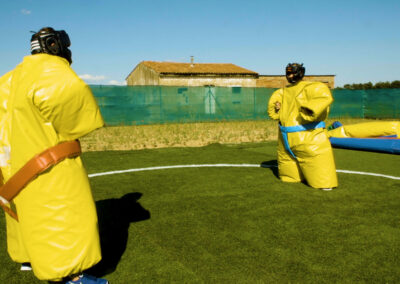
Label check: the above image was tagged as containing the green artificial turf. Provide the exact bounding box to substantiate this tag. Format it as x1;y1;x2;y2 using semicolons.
0;142;399;283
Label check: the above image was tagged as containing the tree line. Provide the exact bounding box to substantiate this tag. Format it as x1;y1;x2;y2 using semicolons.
336;80;400;89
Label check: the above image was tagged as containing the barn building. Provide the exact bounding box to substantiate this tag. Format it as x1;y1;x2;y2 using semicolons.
126;59;335;88
126;60;259;87
257;74;335;89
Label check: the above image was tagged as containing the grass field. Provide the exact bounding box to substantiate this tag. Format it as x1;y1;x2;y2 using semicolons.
0;141;399;283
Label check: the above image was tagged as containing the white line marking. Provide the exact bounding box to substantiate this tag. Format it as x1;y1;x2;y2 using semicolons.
88;164;263;177
88;164;400;180
336;169;400;180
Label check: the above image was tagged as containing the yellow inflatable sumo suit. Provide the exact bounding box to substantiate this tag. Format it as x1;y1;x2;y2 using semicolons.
268;81;338;189
327;121;400;138
0;54;104;281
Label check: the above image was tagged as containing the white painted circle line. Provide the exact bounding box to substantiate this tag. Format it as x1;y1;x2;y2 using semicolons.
336;169;400;180
88;164;263;178
88;164;400;180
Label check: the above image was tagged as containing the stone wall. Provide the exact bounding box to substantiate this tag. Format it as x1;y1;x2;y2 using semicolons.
256;75;335;89
158;76;257;87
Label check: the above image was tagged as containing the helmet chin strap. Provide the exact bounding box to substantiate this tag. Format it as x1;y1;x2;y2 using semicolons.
286;75;301;84
63;48;72;64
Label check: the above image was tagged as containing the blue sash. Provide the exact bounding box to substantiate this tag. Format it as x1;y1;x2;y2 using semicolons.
279;121;326;159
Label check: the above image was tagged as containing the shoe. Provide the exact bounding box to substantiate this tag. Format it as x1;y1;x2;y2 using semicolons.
20;262;32;271
66;274;109;284
321;188;332;191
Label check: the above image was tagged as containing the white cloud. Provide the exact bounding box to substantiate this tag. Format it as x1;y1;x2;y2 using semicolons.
108;80;127;86
79;74;106;82
79;74;127;85
21;9;31;15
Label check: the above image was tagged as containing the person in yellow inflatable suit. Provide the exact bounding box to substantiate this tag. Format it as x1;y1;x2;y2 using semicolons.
0;27;108;283
267;63;338;190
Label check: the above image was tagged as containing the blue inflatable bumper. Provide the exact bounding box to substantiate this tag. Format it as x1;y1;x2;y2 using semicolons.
329;136;400;154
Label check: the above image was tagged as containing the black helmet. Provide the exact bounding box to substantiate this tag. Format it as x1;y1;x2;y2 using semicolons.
30;27;72;64
285;63;305;84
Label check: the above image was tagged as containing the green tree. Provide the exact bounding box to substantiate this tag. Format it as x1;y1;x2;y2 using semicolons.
374;81;391;89
390;80;400;88
365;82;373;89
341;80;400;89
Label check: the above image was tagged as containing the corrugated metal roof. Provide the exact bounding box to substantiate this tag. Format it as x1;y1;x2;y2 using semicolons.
141;61;258;75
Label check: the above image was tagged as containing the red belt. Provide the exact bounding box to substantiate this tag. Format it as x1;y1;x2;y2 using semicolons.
0;140;82;221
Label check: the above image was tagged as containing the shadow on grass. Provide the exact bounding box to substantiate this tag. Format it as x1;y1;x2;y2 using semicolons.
86;192;150;277
261;160;279;178
261;160;312;187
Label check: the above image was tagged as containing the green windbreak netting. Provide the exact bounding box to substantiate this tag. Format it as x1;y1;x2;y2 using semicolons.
364;89;400;119
330;89;400;119
330;89;365;118
90;85;400;126
90;85;275;125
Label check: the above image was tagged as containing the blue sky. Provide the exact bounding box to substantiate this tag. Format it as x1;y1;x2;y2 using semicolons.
0;0;399;87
